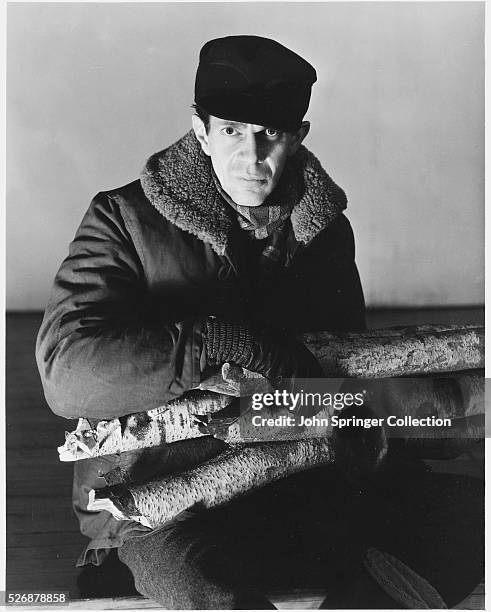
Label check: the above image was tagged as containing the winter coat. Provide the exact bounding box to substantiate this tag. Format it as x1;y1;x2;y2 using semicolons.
36;130;366;565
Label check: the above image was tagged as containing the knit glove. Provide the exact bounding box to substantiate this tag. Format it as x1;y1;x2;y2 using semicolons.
204;318;323;384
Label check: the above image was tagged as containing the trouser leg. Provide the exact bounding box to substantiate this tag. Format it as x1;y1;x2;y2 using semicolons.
371;468;485;607
117;465;368;608
118;462;484;609
118;512;275;609
319;461;484;608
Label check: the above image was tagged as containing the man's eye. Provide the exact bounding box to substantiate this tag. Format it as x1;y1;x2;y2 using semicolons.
265;128;279;137
222;127;238;136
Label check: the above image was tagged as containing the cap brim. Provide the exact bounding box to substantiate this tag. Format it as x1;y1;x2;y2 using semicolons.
198;93;304;132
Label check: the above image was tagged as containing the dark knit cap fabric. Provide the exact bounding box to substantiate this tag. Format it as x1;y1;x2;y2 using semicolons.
195;35;317;131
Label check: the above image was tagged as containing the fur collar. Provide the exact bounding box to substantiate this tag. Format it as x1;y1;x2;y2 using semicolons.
141;130;347;256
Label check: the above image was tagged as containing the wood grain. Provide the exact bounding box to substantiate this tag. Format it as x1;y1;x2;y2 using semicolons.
304;325;484;377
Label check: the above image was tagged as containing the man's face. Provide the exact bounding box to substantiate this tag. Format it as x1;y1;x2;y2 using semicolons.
193;115;308;207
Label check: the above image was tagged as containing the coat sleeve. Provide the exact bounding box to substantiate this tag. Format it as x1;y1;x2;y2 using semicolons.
294;214;366;333
328;219;366;332
323;214;366;332
36;193;204;420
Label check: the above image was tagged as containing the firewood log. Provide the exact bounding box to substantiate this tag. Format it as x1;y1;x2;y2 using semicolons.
88;437;336;528
58;391;233;461
303;325;484;377
59;370;484;460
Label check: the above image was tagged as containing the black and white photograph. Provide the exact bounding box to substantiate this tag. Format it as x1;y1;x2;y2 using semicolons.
5;2;485;609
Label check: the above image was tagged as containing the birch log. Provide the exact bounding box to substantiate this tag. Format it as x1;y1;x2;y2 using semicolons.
88;437;336;528
303;325;484;377
59;370;484;460
58;391;233;461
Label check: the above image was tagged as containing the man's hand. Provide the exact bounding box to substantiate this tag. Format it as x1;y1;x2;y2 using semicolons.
204;317;323;385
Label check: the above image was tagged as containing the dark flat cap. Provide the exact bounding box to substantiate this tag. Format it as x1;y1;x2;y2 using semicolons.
195;35;317;131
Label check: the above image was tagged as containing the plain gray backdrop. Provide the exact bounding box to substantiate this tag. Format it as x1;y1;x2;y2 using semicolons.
7;2;484;310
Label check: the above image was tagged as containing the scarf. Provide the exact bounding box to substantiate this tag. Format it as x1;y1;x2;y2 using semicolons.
211;172;296;281
211;168;298;240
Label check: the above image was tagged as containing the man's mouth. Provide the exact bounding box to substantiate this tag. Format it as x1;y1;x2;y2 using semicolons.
237;177;268;183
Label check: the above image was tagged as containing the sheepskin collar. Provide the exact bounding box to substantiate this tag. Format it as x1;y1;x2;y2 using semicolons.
141;130;347;256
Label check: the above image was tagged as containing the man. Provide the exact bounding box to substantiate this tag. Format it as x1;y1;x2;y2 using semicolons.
36;36;482;609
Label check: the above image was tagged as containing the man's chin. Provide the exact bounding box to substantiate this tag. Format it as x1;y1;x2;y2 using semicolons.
230;190;270;208
235;199;266;208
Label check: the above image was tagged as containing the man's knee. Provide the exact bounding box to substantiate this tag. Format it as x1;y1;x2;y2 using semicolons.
117;527;239;609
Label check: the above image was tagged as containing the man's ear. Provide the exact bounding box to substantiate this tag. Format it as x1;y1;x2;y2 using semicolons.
288;121;310;156
192;114;210;156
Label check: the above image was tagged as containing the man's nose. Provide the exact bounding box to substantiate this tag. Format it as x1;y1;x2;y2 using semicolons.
241;132;262;165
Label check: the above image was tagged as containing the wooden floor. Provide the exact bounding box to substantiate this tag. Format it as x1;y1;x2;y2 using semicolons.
5;309;485;607
6;312;139;600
